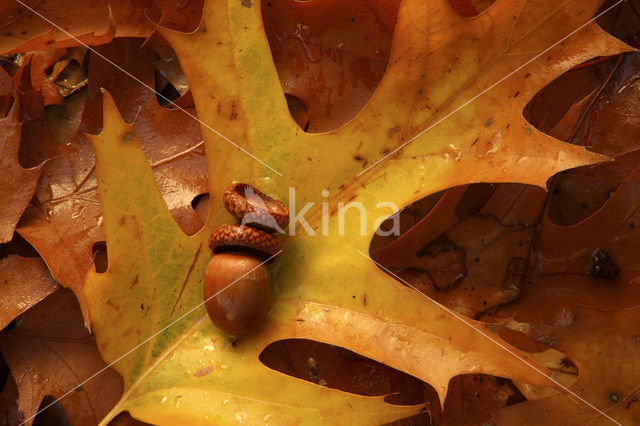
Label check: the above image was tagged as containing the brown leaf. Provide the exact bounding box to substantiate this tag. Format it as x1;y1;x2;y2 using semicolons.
0;373;19;426
574;53;640;157
374;183;547;319
0;255;58;330
0;288;123;426
0;100;44;243
492;306;640;424
440;375;524;425
484;151;640;326
152;0;203;32
15;60;74;168
263;0;400;132
17;38;207;327
0;0;159;54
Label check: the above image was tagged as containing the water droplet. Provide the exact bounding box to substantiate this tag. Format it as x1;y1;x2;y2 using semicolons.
160;395;167;405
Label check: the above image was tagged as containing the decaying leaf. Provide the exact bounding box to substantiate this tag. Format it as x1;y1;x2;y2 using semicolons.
492;306;640;424
0;289;123;426
0;100;44;243
0;0;155;54
17;38;207;326
0;255;58;329
477;150;640;326
573;53;640;157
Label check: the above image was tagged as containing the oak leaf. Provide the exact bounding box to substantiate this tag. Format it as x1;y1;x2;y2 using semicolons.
0;289;123;426
81;0;635;424
17;38;207;326
492;306;640;424
0;255;58;329
0;0;153;54
0;101;44;243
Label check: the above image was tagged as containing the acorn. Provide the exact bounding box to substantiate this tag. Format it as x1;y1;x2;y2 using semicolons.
204;252;270;336
204;184;287;337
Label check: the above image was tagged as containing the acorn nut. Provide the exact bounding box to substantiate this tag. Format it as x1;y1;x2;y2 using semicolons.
204;253;270;336
204;183;288;336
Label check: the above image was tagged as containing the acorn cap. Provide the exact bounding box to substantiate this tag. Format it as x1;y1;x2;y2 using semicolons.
209;224;280;258
223;183;289;232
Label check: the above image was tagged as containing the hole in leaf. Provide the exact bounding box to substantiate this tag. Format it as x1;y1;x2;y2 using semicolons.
285;93;310;131
523;55;617;139
155;79;182;108
153;44;190;108
92;241;108;273
262;0;400;132
191;193;210;224
260;339;428;406
33;395;70;426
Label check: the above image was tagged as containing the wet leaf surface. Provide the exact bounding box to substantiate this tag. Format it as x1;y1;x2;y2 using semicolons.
0;289;123;426
17;38;207;326
1;0;639;424
0;255;58;330
0;100;44;243
83;0;634;423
